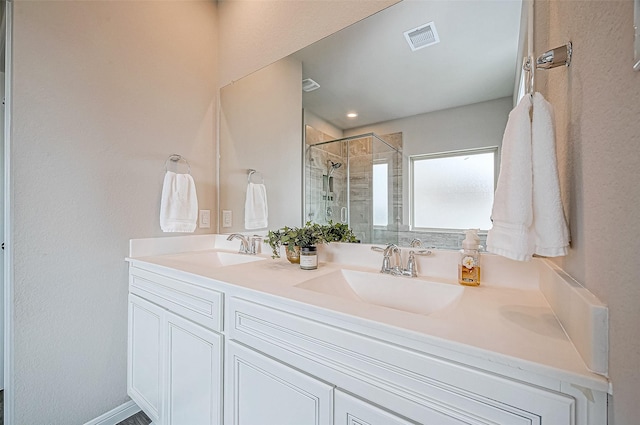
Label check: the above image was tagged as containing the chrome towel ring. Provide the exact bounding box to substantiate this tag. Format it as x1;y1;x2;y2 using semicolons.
164;154;191;174
248;169;264;184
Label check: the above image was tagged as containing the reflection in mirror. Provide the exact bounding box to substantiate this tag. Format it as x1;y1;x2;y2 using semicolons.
218;0;525;249
304;132;401;244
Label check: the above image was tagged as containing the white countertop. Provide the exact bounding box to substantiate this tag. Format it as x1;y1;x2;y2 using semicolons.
127;243;609;394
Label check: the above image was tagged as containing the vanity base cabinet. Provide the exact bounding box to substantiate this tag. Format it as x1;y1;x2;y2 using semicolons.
165;311;222;425
128;295;164;424
228;297;577;425
225;341;333;425
127;262;606;425
128;290;223;425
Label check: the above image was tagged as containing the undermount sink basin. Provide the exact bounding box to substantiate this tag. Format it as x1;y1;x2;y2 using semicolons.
295;269;463;315
162;250;266;268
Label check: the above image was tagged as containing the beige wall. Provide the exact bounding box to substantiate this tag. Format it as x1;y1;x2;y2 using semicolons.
534;1;640;423
11;1;217;423
219;56;302;232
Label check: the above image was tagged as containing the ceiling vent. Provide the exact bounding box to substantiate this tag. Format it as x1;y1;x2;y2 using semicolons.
302;78;321;92
404;22;440;51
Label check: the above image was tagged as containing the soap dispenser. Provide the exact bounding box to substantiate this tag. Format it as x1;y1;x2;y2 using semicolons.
458;229;481;286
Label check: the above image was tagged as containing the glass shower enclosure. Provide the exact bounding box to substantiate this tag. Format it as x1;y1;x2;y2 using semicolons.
304;132;401;244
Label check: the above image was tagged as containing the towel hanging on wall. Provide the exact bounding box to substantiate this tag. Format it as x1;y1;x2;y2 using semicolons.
245;182;268;230
160;171;198;233
486;92;569;261
530;92;569;257
486;94;534;261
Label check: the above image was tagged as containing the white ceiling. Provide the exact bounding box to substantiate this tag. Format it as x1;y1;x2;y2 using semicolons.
293;0;523;130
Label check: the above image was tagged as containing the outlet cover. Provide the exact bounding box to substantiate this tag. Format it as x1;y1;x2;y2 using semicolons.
199;210;211;228
222;210;232;228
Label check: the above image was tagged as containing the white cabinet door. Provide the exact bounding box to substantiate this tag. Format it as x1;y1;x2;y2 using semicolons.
165;311;223;425
128;295;164;424
334;390;417;425
226;341;333;425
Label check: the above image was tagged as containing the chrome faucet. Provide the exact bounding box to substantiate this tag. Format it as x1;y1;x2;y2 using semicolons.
384;243;403;275
371;243;402;275
371;242;432;277
227;233;263;255
227;233;250;254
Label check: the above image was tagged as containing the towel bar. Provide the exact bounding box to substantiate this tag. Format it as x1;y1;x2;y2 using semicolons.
536;42;572;69
521;42;572;95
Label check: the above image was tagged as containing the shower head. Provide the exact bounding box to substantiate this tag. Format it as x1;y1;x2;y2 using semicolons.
327;160;343;176
328;160;342;169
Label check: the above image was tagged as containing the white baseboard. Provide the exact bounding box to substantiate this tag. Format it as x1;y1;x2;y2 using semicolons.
83;400;142;425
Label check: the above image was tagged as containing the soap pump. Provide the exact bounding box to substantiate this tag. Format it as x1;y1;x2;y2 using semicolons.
458;229;481;286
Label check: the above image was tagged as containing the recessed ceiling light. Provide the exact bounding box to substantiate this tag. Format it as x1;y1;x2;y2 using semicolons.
347;113;358;118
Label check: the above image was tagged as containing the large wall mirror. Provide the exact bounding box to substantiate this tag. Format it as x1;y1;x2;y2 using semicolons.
219;0;527;249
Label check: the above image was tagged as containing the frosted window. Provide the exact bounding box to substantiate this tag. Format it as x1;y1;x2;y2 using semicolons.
412;151;495;230
373;163;388;226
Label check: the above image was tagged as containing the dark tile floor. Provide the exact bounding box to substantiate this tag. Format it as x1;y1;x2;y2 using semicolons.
116;408;151;425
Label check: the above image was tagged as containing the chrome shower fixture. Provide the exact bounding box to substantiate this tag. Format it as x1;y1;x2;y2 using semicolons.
327;160;342;176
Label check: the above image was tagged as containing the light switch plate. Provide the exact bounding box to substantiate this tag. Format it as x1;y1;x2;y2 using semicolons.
199;210;211;228
222;210;232;228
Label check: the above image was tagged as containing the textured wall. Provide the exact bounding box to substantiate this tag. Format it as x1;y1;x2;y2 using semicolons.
534;1;640;423
11;1;217;423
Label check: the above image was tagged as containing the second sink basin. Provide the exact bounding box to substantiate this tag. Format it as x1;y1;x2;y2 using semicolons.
295;269;463;315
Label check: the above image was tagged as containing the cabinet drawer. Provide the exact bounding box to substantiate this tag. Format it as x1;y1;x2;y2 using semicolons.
229;296;574;425
130;268;223;332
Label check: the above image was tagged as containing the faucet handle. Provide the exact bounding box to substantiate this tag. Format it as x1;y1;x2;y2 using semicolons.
371;245;393;273
249;235;263;255
403;249;432;277
410;238;423;248
413;249;432;256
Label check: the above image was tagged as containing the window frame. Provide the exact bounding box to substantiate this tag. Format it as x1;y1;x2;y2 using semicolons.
409;146;499;232
372;161;390;227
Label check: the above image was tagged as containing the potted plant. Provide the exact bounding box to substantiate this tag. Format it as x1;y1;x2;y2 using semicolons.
321;221;359;243
266;221;357;263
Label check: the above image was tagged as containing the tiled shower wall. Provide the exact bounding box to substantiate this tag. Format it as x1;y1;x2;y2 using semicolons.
305;138;348;225
305;126;402;244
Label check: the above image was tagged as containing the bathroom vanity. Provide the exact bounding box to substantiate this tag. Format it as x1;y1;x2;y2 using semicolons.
126;235;609;425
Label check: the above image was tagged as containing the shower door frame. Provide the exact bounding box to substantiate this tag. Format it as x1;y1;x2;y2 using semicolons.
302;131;399;243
